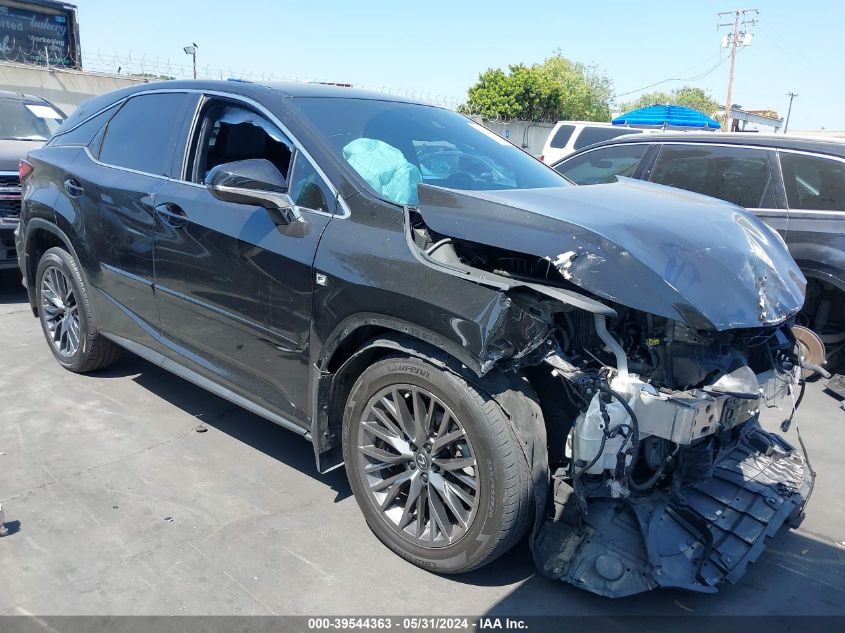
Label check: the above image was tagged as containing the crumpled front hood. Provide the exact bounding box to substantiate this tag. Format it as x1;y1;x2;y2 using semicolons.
416;179;806;331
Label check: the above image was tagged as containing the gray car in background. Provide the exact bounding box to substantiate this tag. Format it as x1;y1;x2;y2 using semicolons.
0;90;65;273
553;133;845;351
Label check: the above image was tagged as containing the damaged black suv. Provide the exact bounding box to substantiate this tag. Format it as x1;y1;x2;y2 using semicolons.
17;81;812;597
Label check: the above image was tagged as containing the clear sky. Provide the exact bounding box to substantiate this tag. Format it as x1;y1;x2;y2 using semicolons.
72;0;843;130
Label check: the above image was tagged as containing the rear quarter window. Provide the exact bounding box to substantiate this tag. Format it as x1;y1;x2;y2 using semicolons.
50;105;117;148
549;124;576;149
780;152;845;211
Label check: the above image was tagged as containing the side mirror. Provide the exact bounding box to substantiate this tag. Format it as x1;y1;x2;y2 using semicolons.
205;159;301;224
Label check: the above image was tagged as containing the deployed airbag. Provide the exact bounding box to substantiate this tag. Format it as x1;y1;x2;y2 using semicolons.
342;138;423;205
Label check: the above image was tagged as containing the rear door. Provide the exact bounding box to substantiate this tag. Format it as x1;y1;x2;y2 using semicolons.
647;143;785;235
153;96;336;425
69;91;196;345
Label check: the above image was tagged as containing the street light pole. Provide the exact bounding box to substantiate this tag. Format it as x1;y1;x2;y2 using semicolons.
784;92;798;134
183;43;198;79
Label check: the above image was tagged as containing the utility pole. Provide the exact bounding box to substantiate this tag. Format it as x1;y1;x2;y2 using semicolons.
784;91;798;133
717;9;758;130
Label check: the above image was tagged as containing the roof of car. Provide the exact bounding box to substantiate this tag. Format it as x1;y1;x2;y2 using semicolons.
108;79;422;105
63;79;430;129
564;131;845;159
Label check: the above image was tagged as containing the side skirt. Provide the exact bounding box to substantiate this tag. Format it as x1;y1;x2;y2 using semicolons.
103;333;311;441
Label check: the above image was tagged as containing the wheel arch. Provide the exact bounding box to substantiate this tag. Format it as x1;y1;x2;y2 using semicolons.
312;318;550;510
22;219;80;316
313;316;479;473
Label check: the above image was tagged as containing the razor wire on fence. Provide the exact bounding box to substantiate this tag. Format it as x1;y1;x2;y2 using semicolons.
0;47;562;124
0;47;472;112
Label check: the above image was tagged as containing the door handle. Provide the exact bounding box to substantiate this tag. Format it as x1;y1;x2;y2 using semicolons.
64;177;84;198
155;203;188;228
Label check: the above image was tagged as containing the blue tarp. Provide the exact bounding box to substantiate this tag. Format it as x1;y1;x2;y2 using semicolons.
612;104;721;129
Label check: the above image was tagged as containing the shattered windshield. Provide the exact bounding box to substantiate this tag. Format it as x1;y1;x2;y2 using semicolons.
0;100;64;141
293;97;570;205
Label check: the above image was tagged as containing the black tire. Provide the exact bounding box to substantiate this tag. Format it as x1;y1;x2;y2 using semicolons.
342;353;533;574
35;247;121;372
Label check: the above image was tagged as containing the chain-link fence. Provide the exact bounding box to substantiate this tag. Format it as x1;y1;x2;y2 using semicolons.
0;47;555;152
0;47;476;112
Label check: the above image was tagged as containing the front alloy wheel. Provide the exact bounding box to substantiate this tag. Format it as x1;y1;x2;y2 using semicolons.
356;385;480;547
343;353;534;574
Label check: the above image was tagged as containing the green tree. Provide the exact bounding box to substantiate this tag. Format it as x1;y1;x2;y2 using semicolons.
621;86;719;119
460;52;613;123
537;51;613;121
460;64;562;122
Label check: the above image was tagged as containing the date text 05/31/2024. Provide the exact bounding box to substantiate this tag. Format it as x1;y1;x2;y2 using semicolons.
306;617;528;630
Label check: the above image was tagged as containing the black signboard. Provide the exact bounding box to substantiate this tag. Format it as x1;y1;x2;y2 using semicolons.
0;2;78;68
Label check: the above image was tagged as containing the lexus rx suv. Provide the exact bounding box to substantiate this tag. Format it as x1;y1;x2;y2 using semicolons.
17;81;813;597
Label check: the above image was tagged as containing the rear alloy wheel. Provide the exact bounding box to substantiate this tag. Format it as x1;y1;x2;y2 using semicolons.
35;247;121;372
343;353;533;574
40;264;81;358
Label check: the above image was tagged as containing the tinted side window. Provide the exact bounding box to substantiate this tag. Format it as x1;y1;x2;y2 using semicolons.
51;105;116;147
780;152;845;211
649;144;775;208
549;124;576;149
189;101;293;184
99;93;191;176
289;152;334;213
573;127;643;150
555;144;648;185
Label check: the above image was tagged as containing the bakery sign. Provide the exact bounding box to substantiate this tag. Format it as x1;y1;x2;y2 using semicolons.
0;2;79;68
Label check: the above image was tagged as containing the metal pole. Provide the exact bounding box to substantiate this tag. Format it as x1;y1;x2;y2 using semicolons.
192;49;197;79
784;92;797;133
724;11;740;131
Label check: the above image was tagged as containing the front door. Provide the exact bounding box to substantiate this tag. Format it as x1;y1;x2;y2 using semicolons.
153;97;336;425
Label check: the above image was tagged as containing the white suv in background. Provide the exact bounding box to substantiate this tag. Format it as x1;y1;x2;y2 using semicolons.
540;121;644;164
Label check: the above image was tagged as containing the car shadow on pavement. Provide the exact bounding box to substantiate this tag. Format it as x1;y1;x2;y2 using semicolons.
92;352;353;503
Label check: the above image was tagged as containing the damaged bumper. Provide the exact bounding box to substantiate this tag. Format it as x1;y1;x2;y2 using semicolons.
532;420;813;597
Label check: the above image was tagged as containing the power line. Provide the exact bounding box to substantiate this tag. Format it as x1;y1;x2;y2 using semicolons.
611;54;732;99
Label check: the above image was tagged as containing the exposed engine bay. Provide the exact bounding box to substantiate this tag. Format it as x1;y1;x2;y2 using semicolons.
409;197;814;597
